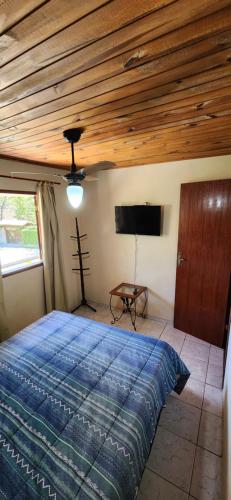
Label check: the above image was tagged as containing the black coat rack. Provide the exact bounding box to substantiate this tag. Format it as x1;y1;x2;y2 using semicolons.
71;217;96;313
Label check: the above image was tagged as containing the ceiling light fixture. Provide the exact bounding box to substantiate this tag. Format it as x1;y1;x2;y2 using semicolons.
11;128;116;207
63;128;85;209
66;183;83;208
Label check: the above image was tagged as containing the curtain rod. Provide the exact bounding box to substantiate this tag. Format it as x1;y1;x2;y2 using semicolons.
0;174;61;185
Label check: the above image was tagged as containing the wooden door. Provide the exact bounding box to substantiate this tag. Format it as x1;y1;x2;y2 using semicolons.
174;179;231;347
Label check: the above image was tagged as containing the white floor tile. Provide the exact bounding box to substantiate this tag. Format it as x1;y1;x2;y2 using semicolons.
180;354;208;383
202;385;223;417
186;334;210;347
181;339;210;362
138;470;188;500
171;378;205;409
198;411;222;456
209;346;224;367
138;318;166;338
190;447;223;500
160;325;186;353
206;362;223;389
148;427;195;493
159;396;201;444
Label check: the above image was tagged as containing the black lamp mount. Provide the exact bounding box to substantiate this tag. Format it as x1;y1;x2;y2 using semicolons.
63;128;85;182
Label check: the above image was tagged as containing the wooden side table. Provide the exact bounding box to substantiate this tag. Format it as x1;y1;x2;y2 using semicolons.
109;282;148;331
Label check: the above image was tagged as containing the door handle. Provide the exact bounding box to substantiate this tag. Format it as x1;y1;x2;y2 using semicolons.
177;251;186;267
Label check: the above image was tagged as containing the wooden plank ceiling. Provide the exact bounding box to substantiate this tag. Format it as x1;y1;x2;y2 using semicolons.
0;0;231;170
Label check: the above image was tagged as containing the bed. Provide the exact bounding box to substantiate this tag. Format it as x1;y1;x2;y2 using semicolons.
0;311;190;500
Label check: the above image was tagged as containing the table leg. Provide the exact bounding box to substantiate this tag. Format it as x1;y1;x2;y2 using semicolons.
129;298;137;331
137;289;148;319
109;295;124;324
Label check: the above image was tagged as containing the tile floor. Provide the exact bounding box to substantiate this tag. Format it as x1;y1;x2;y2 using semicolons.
75;303;224;500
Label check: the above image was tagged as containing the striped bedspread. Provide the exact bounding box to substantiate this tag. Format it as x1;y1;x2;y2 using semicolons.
0;311;189;500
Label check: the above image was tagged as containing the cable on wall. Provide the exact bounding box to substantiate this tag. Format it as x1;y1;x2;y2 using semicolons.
134;202;151;283
134;234;138;283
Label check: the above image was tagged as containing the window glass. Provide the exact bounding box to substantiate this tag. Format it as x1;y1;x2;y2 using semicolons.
0;192;42;275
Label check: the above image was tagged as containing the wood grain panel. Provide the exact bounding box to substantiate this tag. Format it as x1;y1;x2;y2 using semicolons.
24;131;231;163
0;0;181;90
2;91;231;149
1;54;230;131
1;72;231;144
2;42;231;123
0;0;110;65
174;180;231;346
0;0;46;34
0;1;231;167
1;1;230;94
1;83;230;144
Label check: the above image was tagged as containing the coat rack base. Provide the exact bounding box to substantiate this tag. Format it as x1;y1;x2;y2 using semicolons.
72;300;97;314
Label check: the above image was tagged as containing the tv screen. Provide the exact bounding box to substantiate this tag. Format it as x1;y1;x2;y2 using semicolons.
115;205;161;236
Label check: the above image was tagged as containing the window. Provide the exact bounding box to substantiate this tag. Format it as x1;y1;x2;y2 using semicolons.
0;192;42;276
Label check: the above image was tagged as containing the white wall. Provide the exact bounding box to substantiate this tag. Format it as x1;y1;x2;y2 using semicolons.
0;158;81;334
79;155;231;320
3;265;45;333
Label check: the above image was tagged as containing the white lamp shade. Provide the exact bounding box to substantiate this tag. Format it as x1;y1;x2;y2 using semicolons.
66;184;83;208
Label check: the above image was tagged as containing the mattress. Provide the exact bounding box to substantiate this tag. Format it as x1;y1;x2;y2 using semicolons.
0;311;190;499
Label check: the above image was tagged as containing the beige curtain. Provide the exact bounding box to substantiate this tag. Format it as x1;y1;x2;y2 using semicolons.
0;260;10;342
38;182;68;313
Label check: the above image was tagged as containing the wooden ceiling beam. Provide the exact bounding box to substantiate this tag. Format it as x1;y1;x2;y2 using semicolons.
82;97;231;136
1;53;230;132
13;100;228;153
46;131;231;159
0;82;227;145
0;0;46;34
4;128;231;162
1;30;231;121
2;143;231;167
1;89;230;148
113;149;231;167
3;115;231;164
72;118;231;147
1;3;230;97
78;118;231;157
0;0;110;66
10;116;231;152
80;134;231;157
81;106;231;145
1;1;231;167
2;143;231;170
0;0;206;90
0;71;230;145
3;116;230;163
3;117;231;163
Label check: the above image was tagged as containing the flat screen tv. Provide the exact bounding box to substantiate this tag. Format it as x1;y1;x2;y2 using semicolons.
115;205;161;236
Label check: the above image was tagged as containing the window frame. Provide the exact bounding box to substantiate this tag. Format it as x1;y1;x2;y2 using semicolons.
0;189;43;278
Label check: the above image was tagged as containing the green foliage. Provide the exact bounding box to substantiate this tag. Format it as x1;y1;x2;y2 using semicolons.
21;226;39;247
11;196;36;224
0;194;36;224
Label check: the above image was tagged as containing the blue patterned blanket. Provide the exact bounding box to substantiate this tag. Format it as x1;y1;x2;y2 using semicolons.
0;311;189;500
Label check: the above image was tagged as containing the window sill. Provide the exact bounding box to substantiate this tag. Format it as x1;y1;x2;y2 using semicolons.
2;261;43;278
